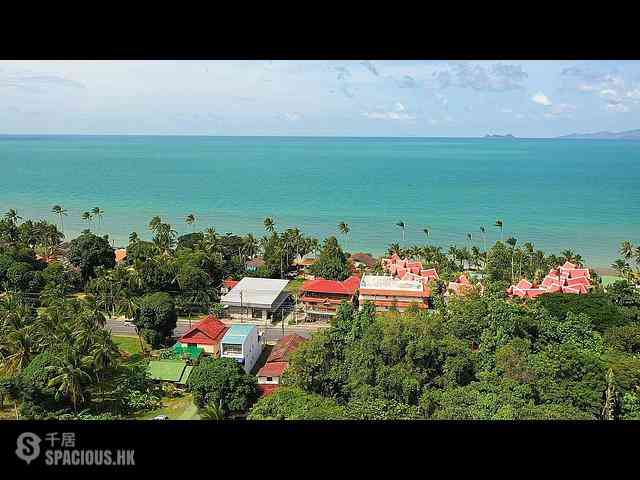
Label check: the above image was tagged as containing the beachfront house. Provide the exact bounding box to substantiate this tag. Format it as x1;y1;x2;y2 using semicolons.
220;277;291;322
299;276;360;322
358;274;431;312
257;334;306;395
220;324;263;374
177;315;228;356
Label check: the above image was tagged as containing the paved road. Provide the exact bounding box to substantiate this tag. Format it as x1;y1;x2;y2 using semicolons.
106;318;317;342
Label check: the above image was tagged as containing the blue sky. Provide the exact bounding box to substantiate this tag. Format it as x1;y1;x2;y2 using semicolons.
1;60;639;137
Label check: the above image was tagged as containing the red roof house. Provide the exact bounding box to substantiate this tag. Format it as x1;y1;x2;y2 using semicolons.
507;261;592;299
178;315;228;356
257;335;307;393
266;334;307;363
300;276;360;321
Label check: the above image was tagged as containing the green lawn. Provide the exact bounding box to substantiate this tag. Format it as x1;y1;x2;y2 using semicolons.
135;393;201;420
113;335;146;363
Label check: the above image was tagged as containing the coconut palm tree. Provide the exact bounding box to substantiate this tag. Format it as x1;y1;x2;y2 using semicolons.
611;259;632;279
396;221;406;242
388;243;402;257
51;205;68;234
423;227;430;240
264;217;275;234
620;241;635;260
81;211;93;231
506;237;518;282
4;209;22;226
338;222;350;251
46;350;93;412
91;207;104;234
494;219;504;242
185;213;196;232
148;216;162;232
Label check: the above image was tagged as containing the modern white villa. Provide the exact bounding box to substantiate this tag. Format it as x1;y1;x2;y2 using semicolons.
219;323;263;374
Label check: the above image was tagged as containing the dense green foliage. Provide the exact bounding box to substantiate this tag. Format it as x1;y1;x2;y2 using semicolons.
247;387;346;420
67;231;116;283
188;357;258;413
309;236;351;281
132;292;177;348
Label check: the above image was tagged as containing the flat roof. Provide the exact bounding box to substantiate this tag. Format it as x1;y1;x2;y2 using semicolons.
360;274;424;292
221;277;290;309
221;323;259;345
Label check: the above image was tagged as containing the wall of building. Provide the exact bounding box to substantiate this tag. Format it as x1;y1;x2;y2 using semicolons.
257;375;281;385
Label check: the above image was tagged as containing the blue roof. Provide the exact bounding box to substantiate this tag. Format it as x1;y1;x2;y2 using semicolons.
221;324;257;345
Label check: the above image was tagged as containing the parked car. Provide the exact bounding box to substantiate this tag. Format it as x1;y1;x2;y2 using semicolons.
152;415;169;420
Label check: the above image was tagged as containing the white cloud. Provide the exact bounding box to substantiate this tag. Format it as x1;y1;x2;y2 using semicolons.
282;112;301;121
363;102;415;120
606;102;630;113
532;92;552;106
627;88;640;101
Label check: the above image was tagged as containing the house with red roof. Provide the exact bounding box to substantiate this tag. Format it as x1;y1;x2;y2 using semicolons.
381;255;439;287
256;334;307;394
507;261;592;299
177;315;228;356
299;275;360;322
220;278;240;295
359;274;431;312
447;273;479;296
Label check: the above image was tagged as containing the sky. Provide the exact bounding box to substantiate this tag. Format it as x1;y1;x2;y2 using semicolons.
1;60;639;137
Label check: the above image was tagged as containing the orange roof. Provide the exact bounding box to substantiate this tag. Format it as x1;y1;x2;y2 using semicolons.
257;361;289;378
300;276;360;296
115;248;127;263
223;279;240;289
359;288;430;298
267;334;307;363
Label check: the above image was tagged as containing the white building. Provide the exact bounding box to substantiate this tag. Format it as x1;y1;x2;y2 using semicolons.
220;277;290;322
358;274;431;312
219;324;263;374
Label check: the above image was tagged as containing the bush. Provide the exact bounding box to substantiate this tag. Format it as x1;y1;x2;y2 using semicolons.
537;292;625;332
67;231;116;283
188;357;258;413
247;387;346;420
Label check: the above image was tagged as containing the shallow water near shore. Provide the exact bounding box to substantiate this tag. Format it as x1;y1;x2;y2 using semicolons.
1;135;639;267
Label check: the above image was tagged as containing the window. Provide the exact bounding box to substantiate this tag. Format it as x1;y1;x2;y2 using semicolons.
266;377;273;382
222;343;242;355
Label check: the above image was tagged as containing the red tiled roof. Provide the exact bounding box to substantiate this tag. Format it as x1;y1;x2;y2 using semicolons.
257;384;280;397
267;334;307;363
300;276;360;295
179;315;228;346
566;276;590;287
223;279;240;289
349;253;377;267
561;261;577;270
420;268;439;280
516;279;533;289
257;361;289;378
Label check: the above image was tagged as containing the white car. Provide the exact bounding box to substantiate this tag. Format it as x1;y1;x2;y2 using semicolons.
152;415;169;420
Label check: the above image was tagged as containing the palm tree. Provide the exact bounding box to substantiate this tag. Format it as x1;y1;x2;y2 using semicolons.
620;241;635;260
81;211;93;231
388;243;402;257
506;237;518;282
46;350;93;412
185;213;196;233
494;219;504;242
51;205;68;234
263;217;275;234
611;259;631;279
148;216;162;232
423;227;430;240
338;222;350;251
91;207;104;234
4;209;22;226
201;399;225;420
396;221;406;242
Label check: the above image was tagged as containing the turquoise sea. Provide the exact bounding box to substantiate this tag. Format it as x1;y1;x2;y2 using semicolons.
1;135;639;267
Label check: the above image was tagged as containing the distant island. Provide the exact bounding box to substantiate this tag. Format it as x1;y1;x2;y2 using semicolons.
557;129;640;140
483;134;516;139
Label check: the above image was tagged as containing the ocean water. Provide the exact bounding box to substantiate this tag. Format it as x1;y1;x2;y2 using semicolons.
0;135;638;267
